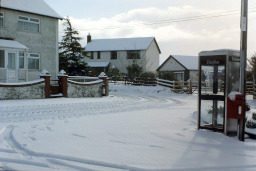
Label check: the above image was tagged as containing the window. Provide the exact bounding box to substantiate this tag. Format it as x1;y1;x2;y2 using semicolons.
0;12;3;27
18;16;40;32
90;52;94;59
0;50;5;68
28;53;40;69
111;51;117;60
19;52;25;69
97;52;101;59
174;72;184;81
8;53;16;69
127;50;140;59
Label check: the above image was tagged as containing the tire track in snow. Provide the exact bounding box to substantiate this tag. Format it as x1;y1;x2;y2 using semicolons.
0;94;180;123
0;125;211;171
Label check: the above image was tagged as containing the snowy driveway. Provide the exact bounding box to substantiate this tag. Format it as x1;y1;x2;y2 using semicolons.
0;84;255;171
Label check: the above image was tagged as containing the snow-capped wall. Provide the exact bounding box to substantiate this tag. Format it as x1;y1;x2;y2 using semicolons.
0;79;45;100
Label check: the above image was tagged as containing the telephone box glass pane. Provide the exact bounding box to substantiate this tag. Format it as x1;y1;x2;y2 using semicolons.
201;100;213;126
217;101;224;126
200;100;224;129
201;66;225;95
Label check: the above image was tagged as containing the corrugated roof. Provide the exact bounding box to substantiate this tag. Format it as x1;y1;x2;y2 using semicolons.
85;37;161;53
1;0;63;19
0;39;28;49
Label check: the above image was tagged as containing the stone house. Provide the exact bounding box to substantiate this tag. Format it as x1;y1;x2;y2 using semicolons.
157;55;198;82
0;0;62;83
84;35;161;76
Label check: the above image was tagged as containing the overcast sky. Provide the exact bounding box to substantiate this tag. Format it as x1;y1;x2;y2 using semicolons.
45;0;256;64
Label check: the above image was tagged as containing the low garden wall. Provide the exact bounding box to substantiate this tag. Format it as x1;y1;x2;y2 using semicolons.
0;70;109;100
67;80;103;98
0;79;45;100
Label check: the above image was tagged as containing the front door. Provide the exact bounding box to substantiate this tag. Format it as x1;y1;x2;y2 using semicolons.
7;52;17;83
199;56;226;131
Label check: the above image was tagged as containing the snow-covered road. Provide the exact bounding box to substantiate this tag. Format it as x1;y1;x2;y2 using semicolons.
0;84;255;171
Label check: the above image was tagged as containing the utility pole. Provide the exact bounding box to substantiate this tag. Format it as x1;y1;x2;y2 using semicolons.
239;0;248;141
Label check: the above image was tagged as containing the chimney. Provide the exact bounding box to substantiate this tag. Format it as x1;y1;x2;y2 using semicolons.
87;33;91;43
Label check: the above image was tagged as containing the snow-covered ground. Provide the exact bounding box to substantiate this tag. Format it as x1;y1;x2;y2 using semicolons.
0;84;255;171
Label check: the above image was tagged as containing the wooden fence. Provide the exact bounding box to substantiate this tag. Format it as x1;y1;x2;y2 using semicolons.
157;78;256;96
132;77;157;86
157;79;194;94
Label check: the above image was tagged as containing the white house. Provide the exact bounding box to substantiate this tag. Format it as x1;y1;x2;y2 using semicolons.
157;55;198;82
0;0;62;83
84;35;161;75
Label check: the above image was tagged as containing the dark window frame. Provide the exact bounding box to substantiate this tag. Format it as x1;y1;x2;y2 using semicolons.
0;12;4;27
90;52;94;59
111;51;117;60
97;52;101;59
127;50;140;59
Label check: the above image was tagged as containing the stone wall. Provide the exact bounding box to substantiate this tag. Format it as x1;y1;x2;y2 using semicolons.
0;79;45;100
67;80;103;98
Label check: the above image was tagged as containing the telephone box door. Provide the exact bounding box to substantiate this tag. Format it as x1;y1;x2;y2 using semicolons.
198;56;226;131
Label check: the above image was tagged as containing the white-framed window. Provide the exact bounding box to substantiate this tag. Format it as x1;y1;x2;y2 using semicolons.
19;51;25;69
28;53;40;70
0;12;4;27
0;50;5;68
18;15;40;32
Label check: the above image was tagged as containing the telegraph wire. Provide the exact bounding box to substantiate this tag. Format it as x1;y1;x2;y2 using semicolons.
59;7;256;33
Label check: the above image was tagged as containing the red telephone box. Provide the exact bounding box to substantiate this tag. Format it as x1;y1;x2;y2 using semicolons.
227;93;245;120
198;49;243;136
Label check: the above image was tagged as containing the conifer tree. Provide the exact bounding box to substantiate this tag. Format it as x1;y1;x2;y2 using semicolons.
248;52;256;77
59;17;87;75
126;60;143;80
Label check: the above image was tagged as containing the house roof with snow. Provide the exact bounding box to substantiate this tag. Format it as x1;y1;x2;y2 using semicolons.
157;55;198;71
0;0;63;19
85;37;161;53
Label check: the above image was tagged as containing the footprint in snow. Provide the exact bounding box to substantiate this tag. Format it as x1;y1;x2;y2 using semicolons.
28;136;36;141
72;134;88;139
46;127;52;131
176;133;185;137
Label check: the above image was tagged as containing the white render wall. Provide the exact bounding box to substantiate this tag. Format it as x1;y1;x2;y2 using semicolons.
158;57;185;71
0;8;59;81
145;40;159;72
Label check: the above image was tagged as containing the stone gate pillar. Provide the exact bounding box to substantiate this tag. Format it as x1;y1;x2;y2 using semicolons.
98;72;109;96
40;69;51;98
58;70;68;97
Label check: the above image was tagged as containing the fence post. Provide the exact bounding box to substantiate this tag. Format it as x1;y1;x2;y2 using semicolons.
40;69;51;98
173;81;176;91
189;79;192;94
98;72;109;96
254;82;256;99
58;70;68;97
